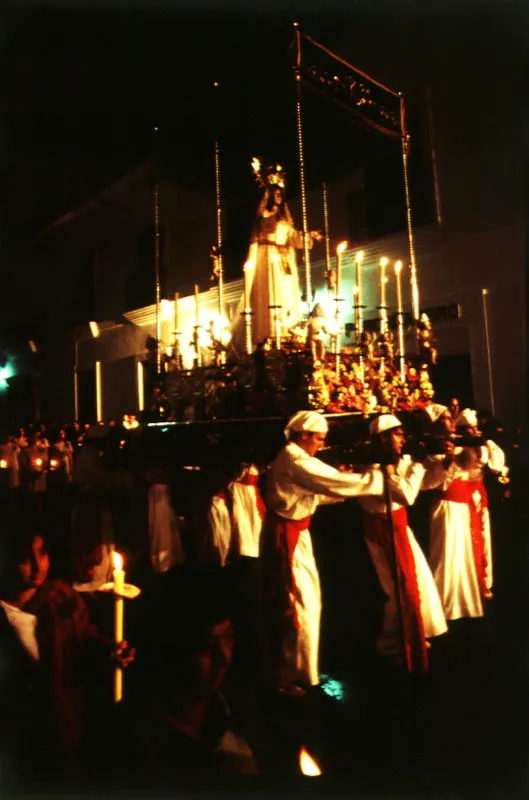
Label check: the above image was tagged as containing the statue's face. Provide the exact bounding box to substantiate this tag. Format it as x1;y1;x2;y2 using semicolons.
273;188;283;205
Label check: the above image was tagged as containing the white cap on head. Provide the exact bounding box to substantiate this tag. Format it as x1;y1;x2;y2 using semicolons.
424;403;448;424
455;408;478;428
284;410;328;441
369;414;402;437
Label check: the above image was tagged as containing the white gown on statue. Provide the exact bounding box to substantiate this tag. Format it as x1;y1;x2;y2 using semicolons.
231;208;305;353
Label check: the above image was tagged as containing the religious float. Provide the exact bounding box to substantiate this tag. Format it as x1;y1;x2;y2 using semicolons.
131;25;441;465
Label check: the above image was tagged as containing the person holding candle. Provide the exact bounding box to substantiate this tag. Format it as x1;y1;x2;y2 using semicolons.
106;566;268;783
0;526;134;788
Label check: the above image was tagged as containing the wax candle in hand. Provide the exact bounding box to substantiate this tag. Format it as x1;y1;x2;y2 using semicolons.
112;551;125;702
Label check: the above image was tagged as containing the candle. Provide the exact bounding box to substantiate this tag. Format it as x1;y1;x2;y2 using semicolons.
355;250;364;311
174;291;179;333
271;254;280;346
243;261;251;311
194;284;200;327
379;257;388;333
394;260;403;316
394;260;405;382
336;241;348;301
113;550;125;703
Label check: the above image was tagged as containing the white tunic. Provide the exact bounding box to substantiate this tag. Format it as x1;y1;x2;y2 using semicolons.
267;442;384;685
230;466;264;559
465;440;507;591
0;601;39;661
148;483;185;573
422;453;483;621
358;457;447;656
208;466;264;565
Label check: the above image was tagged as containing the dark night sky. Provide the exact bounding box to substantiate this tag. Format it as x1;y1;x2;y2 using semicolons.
2;0;525;349
5;0;523;235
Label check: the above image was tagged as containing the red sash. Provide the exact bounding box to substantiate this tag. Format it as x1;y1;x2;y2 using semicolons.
436;479;472;504
268;513;313;629
435;478;488;600
362;506;429;674
238;471;266;520
468;479;489;598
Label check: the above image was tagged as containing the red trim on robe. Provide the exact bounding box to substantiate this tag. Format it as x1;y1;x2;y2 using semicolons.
362;506;429;674
435;478;488;600
468;479;489;598
268;513;313;629
237;472;266;520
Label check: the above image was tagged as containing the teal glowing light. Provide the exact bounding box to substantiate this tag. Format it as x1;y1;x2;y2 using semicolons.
320;673;348;704
0;363;14;391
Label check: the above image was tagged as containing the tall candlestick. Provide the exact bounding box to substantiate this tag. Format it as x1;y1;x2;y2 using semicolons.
394;260;406;383
322;182;332;281
194;284;200;327
243;262;251;311
354;250;365;384
334;241;348;373
354;250;364;335
243;261;253;354
173;291;179;334
379;257;389;334
112;550;125;703
271;254;281;349
335;241;347;304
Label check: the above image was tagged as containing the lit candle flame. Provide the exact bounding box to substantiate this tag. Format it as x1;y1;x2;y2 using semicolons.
380;256;389;267
394;259;403;274
112;551;123;571
35;458;43;467
0;459;7;469
336;240;348;254
299;747;322;776
355;250;364;263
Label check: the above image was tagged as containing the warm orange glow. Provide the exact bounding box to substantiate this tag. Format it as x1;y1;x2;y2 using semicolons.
299;747;322;776
336;240;348;254
50;458;59;468
89;320;100;339
243;260;253;272
380;256;389;267
0;459;7;469
355;250;364;263
394;260;403;274
112;551;123;572
34;458;43;467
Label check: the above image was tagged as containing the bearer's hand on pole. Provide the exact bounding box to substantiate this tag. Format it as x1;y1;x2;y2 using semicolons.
443;438;455;468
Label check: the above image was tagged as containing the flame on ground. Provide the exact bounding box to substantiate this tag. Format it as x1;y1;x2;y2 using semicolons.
299;747;322;776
